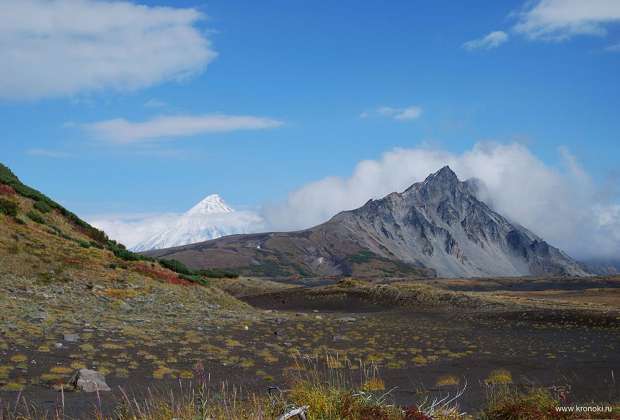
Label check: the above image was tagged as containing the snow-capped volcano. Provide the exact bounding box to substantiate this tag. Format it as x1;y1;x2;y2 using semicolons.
186;194;233;216
131;194;263;252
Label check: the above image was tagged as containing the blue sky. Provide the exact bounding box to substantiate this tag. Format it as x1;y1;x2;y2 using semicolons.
1;0;619;232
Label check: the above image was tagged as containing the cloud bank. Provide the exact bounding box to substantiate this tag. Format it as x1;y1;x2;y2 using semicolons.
90;212;179;249
463;31;509;50
0;0;215;100
84;114;284;143
263;143;620;260
90;210;263;250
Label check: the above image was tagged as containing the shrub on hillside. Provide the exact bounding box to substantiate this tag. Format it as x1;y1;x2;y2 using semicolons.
180;273;209;286
159;258;192;275
196;268;239;279
0;198;18;217
26;210;46;224
33;200;52;213
106;240;151;262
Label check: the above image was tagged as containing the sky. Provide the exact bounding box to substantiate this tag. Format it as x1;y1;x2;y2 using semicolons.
1;0;619;259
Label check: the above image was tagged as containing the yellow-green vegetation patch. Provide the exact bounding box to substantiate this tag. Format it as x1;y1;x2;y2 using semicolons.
79;343;96;352
9;354;27;363
102;342;124;350
0;365;14;379
361;377;385;392
436;374;460;387
40;373;64;383
153;366;175;379
70;361;87;369
0;382;24;392
37;344;50;352
485;369;513;385
49;366;73;375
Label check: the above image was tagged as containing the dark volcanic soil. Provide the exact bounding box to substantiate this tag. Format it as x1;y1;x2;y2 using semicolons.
242;290;620;412
1;278;619;417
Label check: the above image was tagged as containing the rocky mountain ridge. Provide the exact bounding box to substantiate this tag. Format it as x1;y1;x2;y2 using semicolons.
146;166;589;278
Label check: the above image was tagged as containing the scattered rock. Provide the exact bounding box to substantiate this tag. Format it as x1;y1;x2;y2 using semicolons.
337;316;357;323
31;311;47;321
54;343;63;349
63;333;79;342
332;335;349;342
68;369;111;392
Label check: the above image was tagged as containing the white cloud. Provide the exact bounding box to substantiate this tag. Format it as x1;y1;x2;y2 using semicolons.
463;31;509;50
26;148;73;158
361;106;423;121
514;0;620;41
89;209;264;249
83;114;284;143
0;0;216;100
262;143;620;260
89;212;179;249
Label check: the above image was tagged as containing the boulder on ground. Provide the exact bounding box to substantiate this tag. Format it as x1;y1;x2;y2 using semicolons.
68;368;111;392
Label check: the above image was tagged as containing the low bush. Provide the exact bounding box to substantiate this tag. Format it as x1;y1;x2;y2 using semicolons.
196;268;239;279
89;241;103;249
33;200;52;213
26;210;45;224
179;273;209;286
0;197;18;217
107;240;151;262
159;258;192;275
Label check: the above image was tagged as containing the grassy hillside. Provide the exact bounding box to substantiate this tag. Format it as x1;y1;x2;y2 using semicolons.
0;162;220;287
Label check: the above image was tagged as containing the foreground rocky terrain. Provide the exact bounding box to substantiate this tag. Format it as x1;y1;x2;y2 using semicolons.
1;274;618;417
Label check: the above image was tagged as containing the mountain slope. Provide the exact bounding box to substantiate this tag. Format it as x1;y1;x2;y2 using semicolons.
0;163;209;286
132;194;263;252
582;258;620;275
146;166;589;278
